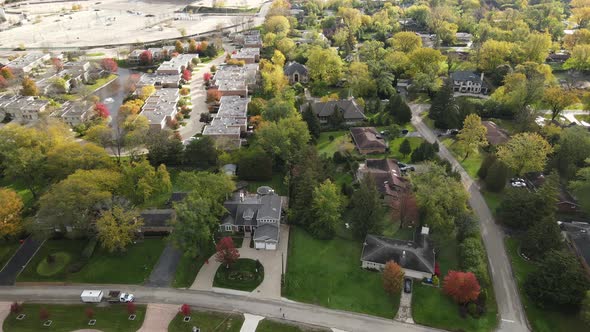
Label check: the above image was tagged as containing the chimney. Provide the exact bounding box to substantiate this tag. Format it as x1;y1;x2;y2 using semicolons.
480;72;484;82
400;250;407;267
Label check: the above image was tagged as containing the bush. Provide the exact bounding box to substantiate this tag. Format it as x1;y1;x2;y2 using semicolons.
477;154;496;179
82;237;98;259
333;151;346;164
127;302;136;315
456;214;480;242
485;160;509;192
411;142;437;163
39;307;50;320
10;302;22;314
329;135;335;141
85;307;94;319
46;254;56;264
433;275;440;287
467;302;478;317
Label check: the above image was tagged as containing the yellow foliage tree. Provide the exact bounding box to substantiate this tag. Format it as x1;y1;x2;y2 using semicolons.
96;206;143;253
0;188;24;238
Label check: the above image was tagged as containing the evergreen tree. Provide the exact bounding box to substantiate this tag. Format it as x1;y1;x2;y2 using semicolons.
350;175;386;238
302;104;321;141
484;160;509;192
429;80;459;129
521;217;563;260
328;105;344;129
395;100;412;124
289;146;324;226
399;139;412;157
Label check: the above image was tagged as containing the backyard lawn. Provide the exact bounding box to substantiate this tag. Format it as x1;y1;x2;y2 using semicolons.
505;237;587;332
316;131;351;157
441;138;485;179
213;258;264;292
167;310;244;332
18;238;166;284
256;319;328;332
284;227;400;318
0;241;20;269
245;173;288;196
2;303;146;332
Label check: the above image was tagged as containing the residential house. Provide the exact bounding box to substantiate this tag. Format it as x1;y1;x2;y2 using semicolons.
140;209;175;234
127;49;146;65
356;158;410;212
212;64;259;91
305;98;366;125
560;222;590;277
6;52;50;75
155;54;196;75
202;96;249;149
451;71;489;94
361;228;435;279
138;73;181;89
241;30;262;48
231;47;260;64
546;52;570;63
139;88;179;131
350;127;387;154
60;102;93;127
0;95;50;123
482;121;509;145
220;186;283;250
284;61;308;84
455;32;473;46
216;80;248;97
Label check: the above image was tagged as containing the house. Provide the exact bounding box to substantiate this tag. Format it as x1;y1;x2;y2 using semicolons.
138;73;181;89
212;64;259;91
350;127;387;154
284;61;308;84
202;96;249;149
6;52;51;75
361;229;435;279
216;80;248;97
560;222;590;277
155;54;196;75
305;98;366;125
356;158;410;212
220;186;283;250
139;88;179;130
455;32;473;46
482;121;509;145
451;71;489;94
60;102;93;127
0;95;50;123
557;189;581;214
546;52;570;63
127;49;146;65
231;48;260;64
140;209;175;234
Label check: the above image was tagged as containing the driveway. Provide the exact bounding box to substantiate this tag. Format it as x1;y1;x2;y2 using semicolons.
0;238;44;286
136;303;179;332
191;225;290;300
145;243;182;287
395;289;414;324
410;104;529;332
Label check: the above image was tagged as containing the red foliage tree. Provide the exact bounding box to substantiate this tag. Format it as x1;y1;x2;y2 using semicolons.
94;102;110;118
39;307;50;320
51;58;63;72
0;67;14;80
182;69;192;81
0;76;7;88
215;236;240;268
100;58;118;73
443;271;481;304
434;262;440;277
10;302;22;314
180;304;190;316
126;302;136;315
139;50;153;66
85;307;95;319
203;72;212;82
206;89;221;103
171;51;180;58
382;261;405;295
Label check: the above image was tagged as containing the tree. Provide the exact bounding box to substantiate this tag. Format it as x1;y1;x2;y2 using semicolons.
348;62;376;98
484;160;509;192
100;58;118;73
570;159;590;215
309;180;342;239
306;46;343;86
302;104;320;141
262;97;297;122
525;250;590;307
215;236;240;268
443;271;481;304
45;141;112;182
350;175;386;239
521;217;562;260
140;85;156;100
94;103;110;118
96;206;142;253
119;160;172;206
236;147;273;181
543;86;579;121
407;48;446;93
0;67;14;80
497;133;552;175
288;146;324;227
20;77;38;96
410;141;437;163
184;136;219;169
182;69;191;81
264;15;290;34
85;307;94;319
188;39;198;53
86;113;149;163
255;116;310;165
0;188;23;238
429;80;460;129
388;31;422;53
581;291;590;325
556;127;590;179
51;58;63;72
146;129;184;167
457;114;488;160
175;40;184;54
383;261;404;295
39;307;50;321
477;40;513;73
181;304;191;317
127;302;136;315
564;44;590;71
399;139;412;157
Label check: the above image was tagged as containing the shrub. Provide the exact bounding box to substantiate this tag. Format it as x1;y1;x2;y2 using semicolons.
329;135;335;141
467;302;478;317
127;302;136;315
383;261;404;295
180;304;190;316
333;151;346;164
85;307;94;319
39;307;50;320
443;271;481;304
46;254;56;264
10;302;22;314
432;275;439;287
477;154;496;179
485;160;509;192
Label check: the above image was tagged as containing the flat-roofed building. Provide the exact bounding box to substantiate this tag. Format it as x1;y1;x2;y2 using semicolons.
231;47;260;64
155;54;196;75
0;95;50;123
60;102;93;127
140;88;179;130
6;52;51;75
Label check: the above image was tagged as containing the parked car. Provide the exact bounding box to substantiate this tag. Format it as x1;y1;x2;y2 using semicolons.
510;178;527;188
397;162;415;172
106;290;135;303
404;278;412;293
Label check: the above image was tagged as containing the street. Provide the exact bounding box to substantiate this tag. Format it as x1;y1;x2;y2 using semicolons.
410;104;529;332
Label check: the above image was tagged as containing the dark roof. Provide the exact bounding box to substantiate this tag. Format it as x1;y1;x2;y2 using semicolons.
223;187;283;228
562;222;590;268
307;99;366;120
284;61;308;76
451;71;483;83
140;209;175;227
350;127;387;150
482;121;509;145
361;234;434;274
253;224;279;242
360;159;406;193
170;192;188;202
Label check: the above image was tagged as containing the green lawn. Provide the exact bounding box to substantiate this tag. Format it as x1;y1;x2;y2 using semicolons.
481;191;502;215
2;303;145;332
441;138;485;179
18;238;166;284
256;319;328;332
86;52;105;57
575;114;590;123
505;237;587;332
316;131;351;157
0;177;35;210
213;258;264;292
245;174;288;196
167;311;243;332
284;227;400;318
386;136;424;163
87;74;117;92
0;241;20;269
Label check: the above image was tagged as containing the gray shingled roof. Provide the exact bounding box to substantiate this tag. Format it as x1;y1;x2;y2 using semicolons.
308;99;366;120
361;234;434;274
253;224;279;242
284;61;308;76
140;209;175;227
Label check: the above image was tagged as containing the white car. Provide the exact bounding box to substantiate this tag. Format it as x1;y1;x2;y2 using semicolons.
119;293;135;303
511;181;527;188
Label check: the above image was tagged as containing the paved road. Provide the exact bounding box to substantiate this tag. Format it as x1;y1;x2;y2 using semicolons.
145;243;182;287
0;285;441;332
410;104;529;332
0;238;44;286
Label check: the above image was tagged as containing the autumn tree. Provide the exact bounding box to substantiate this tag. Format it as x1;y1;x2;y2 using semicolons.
306;46;343;86
181;304;191;317
0;188;24;238
497;133;553;175
388;31;422;53
383;261;405;296
0;67;14;80
100;58;118;73
182;69;191;81
20;77;38;96
96;206;143;253
94;102;110;118
45;141;113;182
309;180;343;239
139;85;156;100
264;15;290;34
457;114;488;160
119;160;172;206
86;113;149;162
215;236;240;268
443;271;481;304
175;40;184;54
51;58;63;72
543;86;579;121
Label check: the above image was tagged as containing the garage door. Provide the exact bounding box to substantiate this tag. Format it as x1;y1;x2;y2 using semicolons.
255;241;265;249
265;242;277;250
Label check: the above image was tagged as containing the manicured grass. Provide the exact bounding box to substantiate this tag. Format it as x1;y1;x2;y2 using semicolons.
2;303;146;332
0;241;20;269
284;227;400;318
213;258;264;292
386;136;424;163
246;174;288;196
86;52;105;57
18;238;166;284
36;252;71;277
87;74;117;92
441;138;484;179
256;319;328;332
172;242;215;288
167;310;244;332
316;131;351;157
0;178;35;209
505;237;587;332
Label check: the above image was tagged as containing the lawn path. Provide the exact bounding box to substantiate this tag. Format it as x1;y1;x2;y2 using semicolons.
240;313;264;332
136;303;178;332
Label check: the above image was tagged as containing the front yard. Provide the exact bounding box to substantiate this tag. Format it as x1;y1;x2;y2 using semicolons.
18;238;166;284
0;241;20;269
256;319;328;332
283;227;400;318
2;303;146;332
213;258;264;292
167;310;243;332
505;237;587;332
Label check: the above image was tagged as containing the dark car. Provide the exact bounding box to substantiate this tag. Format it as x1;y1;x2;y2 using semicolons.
404;278;412;293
